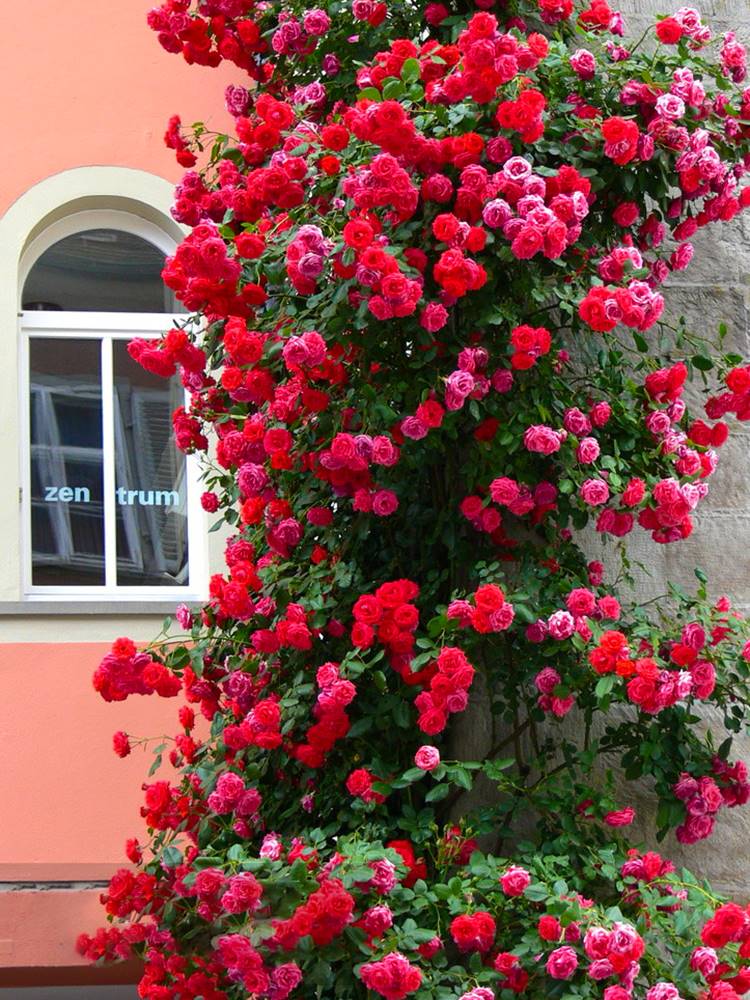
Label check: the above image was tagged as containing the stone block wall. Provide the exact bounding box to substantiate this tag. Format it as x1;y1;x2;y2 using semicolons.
582;0;750;894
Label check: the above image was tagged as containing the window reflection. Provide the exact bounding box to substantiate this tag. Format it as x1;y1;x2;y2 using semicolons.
29;339;105;585
113;341;189;587
23;229;173;313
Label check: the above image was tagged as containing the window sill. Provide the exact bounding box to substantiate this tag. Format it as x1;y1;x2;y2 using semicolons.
0;600;200;616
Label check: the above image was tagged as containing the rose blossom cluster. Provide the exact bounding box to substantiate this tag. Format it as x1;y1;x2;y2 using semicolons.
271;878;355;950
290;662;355;768
93;637;181;702
447;582;515;634
482;156;591;261
358;952;422;1000
674;758;750;844
415;646;475;734
207;772;263;826
314;430;400;516
509;322;552;370
443;346;492;412
350;580;421;679
583;921;644;984
80;0;750;996
588;628;722;716
450;911;497;953
578;280;665;334
345;766;386;805
534;666;575;717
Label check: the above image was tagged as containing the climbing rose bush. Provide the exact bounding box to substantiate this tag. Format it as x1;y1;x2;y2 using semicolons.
78;0;750;997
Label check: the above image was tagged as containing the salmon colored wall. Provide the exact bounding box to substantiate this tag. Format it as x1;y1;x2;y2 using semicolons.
0;5;233;972
0;891;143;976
0;643;177;871
0;0;235;215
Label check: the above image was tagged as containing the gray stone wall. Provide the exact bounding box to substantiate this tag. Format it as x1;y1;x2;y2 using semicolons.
622;0;748;37
584;0;750;895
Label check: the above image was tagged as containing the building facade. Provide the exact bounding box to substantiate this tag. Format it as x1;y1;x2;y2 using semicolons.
0;3;233;993
2;0;750;997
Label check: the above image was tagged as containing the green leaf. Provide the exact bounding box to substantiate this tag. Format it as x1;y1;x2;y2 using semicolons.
451;767;473;791
382;78;405;100
401;767;427;783
357;87;382;102
425;783;450;802
692;354;714;372
400;58;421;83
161;845;183;868
595;674;616;699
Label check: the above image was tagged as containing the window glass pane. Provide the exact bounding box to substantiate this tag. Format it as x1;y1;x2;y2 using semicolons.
113;340;189;587
29;338;105;586
23;229;173;312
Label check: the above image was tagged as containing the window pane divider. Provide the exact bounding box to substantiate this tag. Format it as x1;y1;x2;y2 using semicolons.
101;336;117;590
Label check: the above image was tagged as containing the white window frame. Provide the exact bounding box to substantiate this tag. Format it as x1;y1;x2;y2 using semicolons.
18;211;207;603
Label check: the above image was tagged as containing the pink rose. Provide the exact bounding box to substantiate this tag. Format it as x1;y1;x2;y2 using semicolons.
524;424;564;455
511;224;544;259
546;946;578;980
420;302;449;332
584;927;611;959
401;416;429;440
360;904;394;937
604;808;635;826
690;661;716;699
548;610;575;640
371;435;399;466
570;49;596;79
566;588;596;616
492;369;514;393
622;477;646;506
268;963;303;1000
526;620;548;643
563;407;592;435
372;490;399;516
445;370;476;410
482;198;513;228
535;667;561;694
597;595;621;620
690;946;718;976
490;477;520;505
590;401;612;427
500;865;530;896
503;156;533;181
604;988;632;1000
550;695;575;717
414;745;441;771
681;622;706;650
577;437;600;463
645;985;680;1000
580;478;610;506
588;959;616;980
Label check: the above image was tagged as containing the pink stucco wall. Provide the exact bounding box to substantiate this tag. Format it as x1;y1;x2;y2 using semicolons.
0;3;233;974
0;1;231;874
0;0;235;215
0;643;180;871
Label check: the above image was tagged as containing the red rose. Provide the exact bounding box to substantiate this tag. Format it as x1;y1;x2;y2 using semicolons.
601;117;640;166
656;16;683;43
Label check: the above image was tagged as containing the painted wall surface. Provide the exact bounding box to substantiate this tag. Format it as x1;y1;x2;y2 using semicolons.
0;643;178;871
0;890;140;978
0;0;235;216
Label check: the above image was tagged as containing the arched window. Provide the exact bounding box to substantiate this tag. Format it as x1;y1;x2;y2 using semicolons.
20;212;202;597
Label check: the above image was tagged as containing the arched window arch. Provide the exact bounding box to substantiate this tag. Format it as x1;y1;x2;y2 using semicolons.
20;210;203;597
